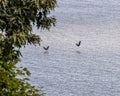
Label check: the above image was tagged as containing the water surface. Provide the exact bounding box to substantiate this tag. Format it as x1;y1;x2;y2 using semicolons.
20;0;120;96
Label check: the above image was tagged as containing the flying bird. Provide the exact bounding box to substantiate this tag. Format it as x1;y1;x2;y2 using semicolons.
43;46;49;50
76;41;81;47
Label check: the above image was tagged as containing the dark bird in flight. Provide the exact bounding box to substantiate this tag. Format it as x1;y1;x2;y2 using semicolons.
43;46;49;50
76;41;81;47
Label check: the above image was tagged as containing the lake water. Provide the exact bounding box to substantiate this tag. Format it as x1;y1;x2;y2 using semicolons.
20;0;120;96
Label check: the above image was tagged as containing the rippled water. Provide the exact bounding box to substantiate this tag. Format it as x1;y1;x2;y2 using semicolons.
20;0;120;96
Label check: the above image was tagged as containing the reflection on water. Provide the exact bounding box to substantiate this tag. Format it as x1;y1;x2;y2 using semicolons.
76;51;81;54
43;51;49;54
20;0;120;96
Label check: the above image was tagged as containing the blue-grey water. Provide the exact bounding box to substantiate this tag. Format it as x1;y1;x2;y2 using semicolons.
20;0;120;96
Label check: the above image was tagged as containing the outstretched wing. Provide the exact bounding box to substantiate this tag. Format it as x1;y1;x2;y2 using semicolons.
43;46;49;50
76;41;81;46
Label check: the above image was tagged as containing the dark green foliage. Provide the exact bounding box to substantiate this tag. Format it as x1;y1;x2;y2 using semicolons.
0;0;57;95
